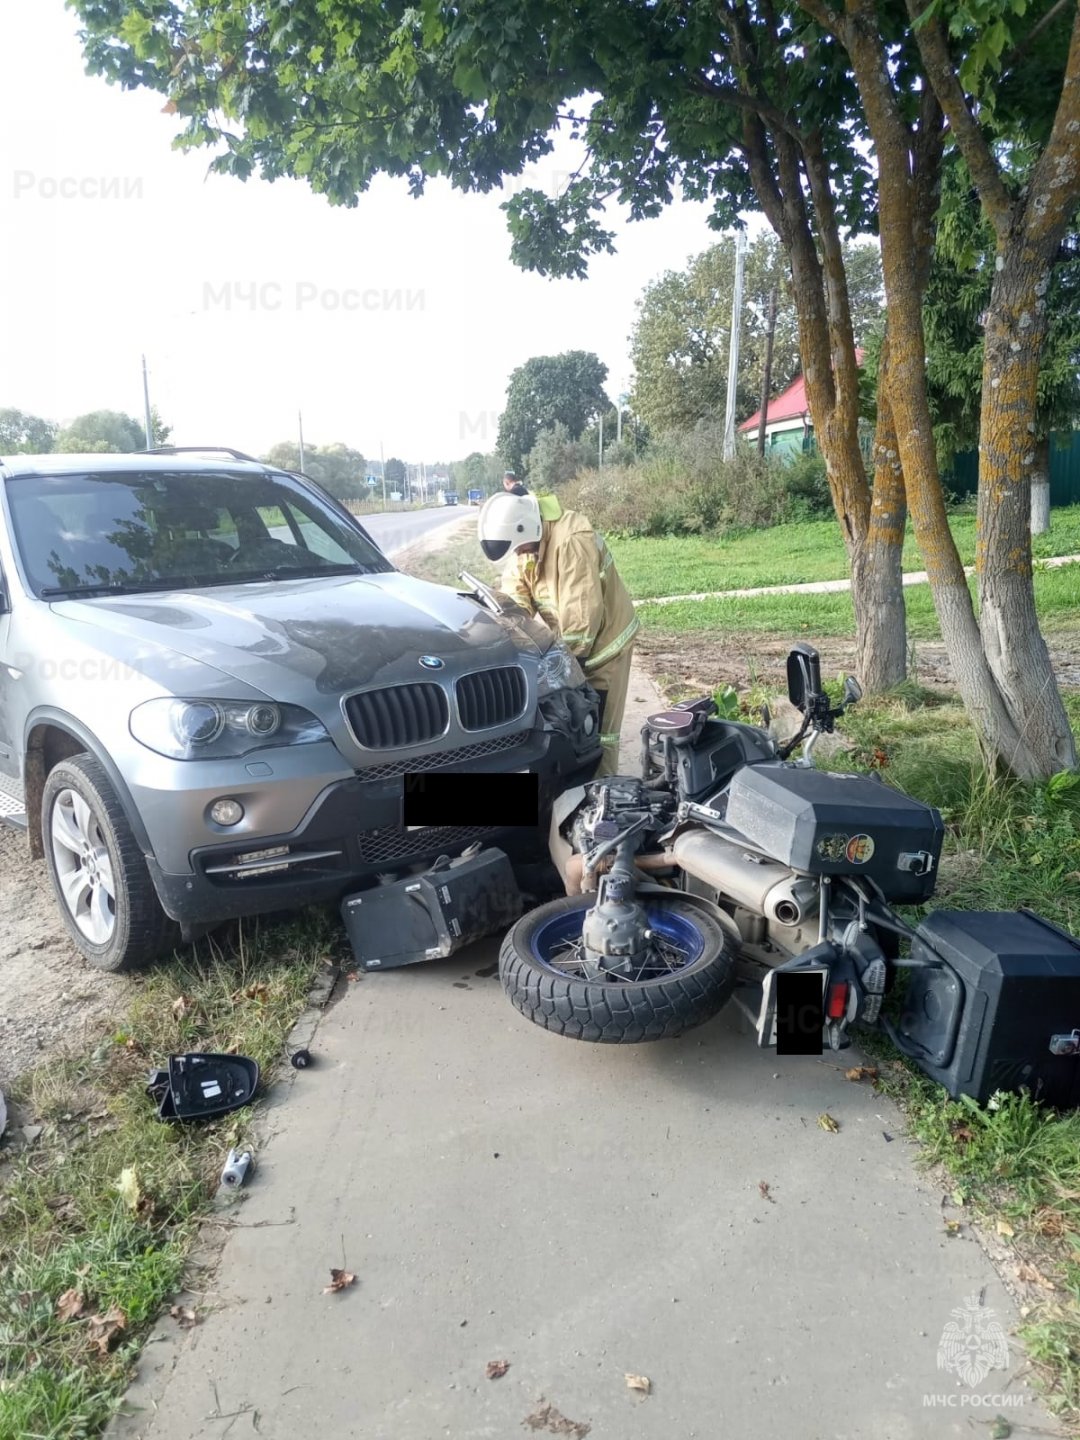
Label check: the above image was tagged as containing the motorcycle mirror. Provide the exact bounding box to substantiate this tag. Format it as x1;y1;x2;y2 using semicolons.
786;643;822;713
843;676;863;706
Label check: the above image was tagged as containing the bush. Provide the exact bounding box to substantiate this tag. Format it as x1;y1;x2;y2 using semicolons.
561;420;801;537
780;449;832;516
524;422;594;491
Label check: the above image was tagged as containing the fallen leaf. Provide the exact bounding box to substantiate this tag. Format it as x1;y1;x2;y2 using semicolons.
171;995;194;1020
950;1123;975;1144
522;1401;591;1437
845;1066;879;1082
87;1305;126;1355
244;983;270;1002
323;1269;356;1294
1016;1262;1055;1290
817;1113;840;1133
169;1305;197;1328
944;1219;962;1236
758;1180;773;1202
56;1289;85;1322
1032;1206;1067;1239
995;1219;1015;1238
990;1415;1012;1439
21;1124;43;1144
161;99;178;115
625;1373;651;1394
486;1359;510;1379
116;1167;141;1213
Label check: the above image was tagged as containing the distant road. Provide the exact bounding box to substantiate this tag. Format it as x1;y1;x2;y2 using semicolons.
357;506;472;558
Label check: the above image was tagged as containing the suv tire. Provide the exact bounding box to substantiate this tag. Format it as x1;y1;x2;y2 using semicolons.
42;754;179;972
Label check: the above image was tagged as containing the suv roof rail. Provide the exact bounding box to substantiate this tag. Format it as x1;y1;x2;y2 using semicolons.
145;445;261;463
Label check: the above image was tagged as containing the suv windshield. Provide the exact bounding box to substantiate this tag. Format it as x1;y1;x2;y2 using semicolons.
6;469;393;598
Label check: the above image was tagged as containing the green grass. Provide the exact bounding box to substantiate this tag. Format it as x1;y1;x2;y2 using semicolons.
612;504;1080;600
637;562;1080;640
0;914;337;1439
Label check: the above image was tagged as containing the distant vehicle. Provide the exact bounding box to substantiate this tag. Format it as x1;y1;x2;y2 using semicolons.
468;489;484;505
441;491;459;506
390;491;403;501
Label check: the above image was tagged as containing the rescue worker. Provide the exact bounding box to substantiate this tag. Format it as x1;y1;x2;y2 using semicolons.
477;489;638;777
502;469;526;493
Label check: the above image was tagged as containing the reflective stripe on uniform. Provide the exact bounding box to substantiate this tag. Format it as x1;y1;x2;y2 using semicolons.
599;732;621;746
584;614;641;671
560;631;595;646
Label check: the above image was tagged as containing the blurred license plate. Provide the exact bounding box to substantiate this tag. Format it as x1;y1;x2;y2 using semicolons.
756;967;829;1047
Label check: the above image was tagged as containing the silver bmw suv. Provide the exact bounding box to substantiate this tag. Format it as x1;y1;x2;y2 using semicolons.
0;449;601;971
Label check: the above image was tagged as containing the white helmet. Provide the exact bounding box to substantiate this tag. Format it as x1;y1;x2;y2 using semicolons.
477;490;542;562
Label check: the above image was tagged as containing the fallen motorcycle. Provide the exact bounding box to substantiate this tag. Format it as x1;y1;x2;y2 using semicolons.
499;644;1080;1106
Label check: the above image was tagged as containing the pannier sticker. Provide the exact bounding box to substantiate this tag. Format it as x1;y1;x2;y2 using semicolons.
816;833;849;862
846;833;875;864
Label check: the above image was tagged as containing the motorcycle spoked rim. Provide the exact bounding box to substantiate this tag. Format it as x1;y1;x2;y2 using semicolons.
528;897;707;983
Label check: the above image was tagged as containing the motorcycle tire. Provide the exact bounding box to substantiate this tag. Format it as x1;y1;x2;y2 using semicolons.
499;893;737;1043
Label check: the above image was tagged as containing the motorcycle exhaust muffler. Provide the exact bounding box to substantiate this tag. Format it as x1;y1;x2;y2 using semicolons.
670;830;818;927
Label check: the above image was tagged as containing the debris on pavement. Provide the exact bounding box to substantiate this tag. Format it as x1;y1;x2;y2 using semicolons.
290;1048;312;1069
625;1373;651;1394
486;1359;511;1379
989;1416;1012;1439
944;1219;962;1237
1016;1261;1056;1290
817;1112;840;1133
21;1123;43;1144
220;1148;253;1189
882;1131;894;1142
758;1180;775;1203
522;1400;591;1436
146;1053;260;1122
845;1066;879;1083
169;1304;198;1328
323;1269;356;1294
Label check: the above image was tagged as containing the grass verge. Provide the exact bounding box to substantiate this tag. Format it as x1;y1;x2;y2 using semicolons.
0;912;338;1439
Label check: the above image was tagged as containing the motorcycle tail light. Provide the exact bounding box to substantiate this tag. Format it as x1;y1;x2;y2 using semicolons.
827;982;849;1020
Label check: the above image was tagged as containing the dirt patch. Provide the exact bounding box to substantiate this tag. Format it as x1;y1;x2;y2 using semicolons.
0;827;132;1091
637;625;1080;698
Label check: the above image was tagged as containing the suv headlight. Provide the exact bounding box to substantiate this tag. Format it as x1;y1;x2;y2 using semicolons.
537;644;586;696
130;698;329;760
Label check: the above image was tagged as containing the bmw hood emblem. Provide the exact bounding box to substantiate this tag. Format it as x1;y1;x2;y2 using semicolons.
418;655;444;670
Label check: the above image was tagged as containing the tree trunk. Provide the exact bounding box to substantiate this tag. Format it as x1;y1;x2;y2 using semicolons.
976;252;1076;772
854;365;907;692
1031;434;1051;535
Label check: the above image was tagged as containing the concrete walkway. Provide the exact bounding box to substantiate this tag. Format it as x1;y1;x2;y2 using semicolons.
110;667;1056;1440
636;550;1080;608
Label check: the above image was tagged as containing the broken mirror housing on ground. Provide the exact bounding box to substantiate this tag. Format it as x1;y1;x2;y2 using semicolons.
342;846;523;971
146;1053;260;1122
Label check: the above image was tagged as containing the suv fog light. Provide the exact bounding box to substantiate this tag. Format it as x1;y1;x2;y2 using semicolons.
210;798;245;826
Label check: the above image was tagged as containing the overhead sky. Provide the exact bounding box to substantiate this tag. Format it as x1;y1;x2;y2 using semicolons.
0;3;769;466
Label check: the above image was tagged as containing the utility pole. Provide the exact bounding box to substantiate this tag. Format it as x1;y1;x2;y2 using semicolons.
141;355;154;449
722;228;747;461
757;286;778;459
599;413;604;468
298;411;306;472
380;440;387;507
617;393;627;446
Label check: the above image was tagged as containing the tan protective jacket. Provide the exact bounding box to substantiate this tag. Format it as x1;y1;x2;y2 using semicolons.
500;497;639;680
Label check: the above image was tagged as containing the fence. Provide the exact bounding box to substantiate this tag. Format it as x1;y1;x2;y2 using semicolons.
804;427;1080;507
942;431;1080;507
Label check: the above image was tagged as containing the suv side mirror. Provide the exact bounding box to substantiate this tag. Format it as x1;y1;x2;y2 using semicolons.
786;644;822;713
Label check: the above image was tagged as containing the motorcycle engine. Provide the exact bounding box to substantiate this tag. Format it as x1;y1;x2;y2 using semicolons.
570;777;675;856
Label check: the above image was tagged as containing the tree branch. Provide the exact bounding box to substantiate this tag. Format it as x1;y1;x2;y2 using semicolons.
796;0;843;38
1023;4;1080;249
904;1;1014;239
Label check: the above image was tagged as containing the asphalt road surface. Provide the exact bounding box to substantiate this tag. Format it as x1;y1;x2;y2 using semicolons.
111;679;1053;1440
360;505;471;558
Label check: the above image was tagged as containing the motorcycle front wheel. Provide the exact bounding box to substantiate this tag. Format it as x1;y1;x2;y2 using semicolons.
499;893;737;1043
